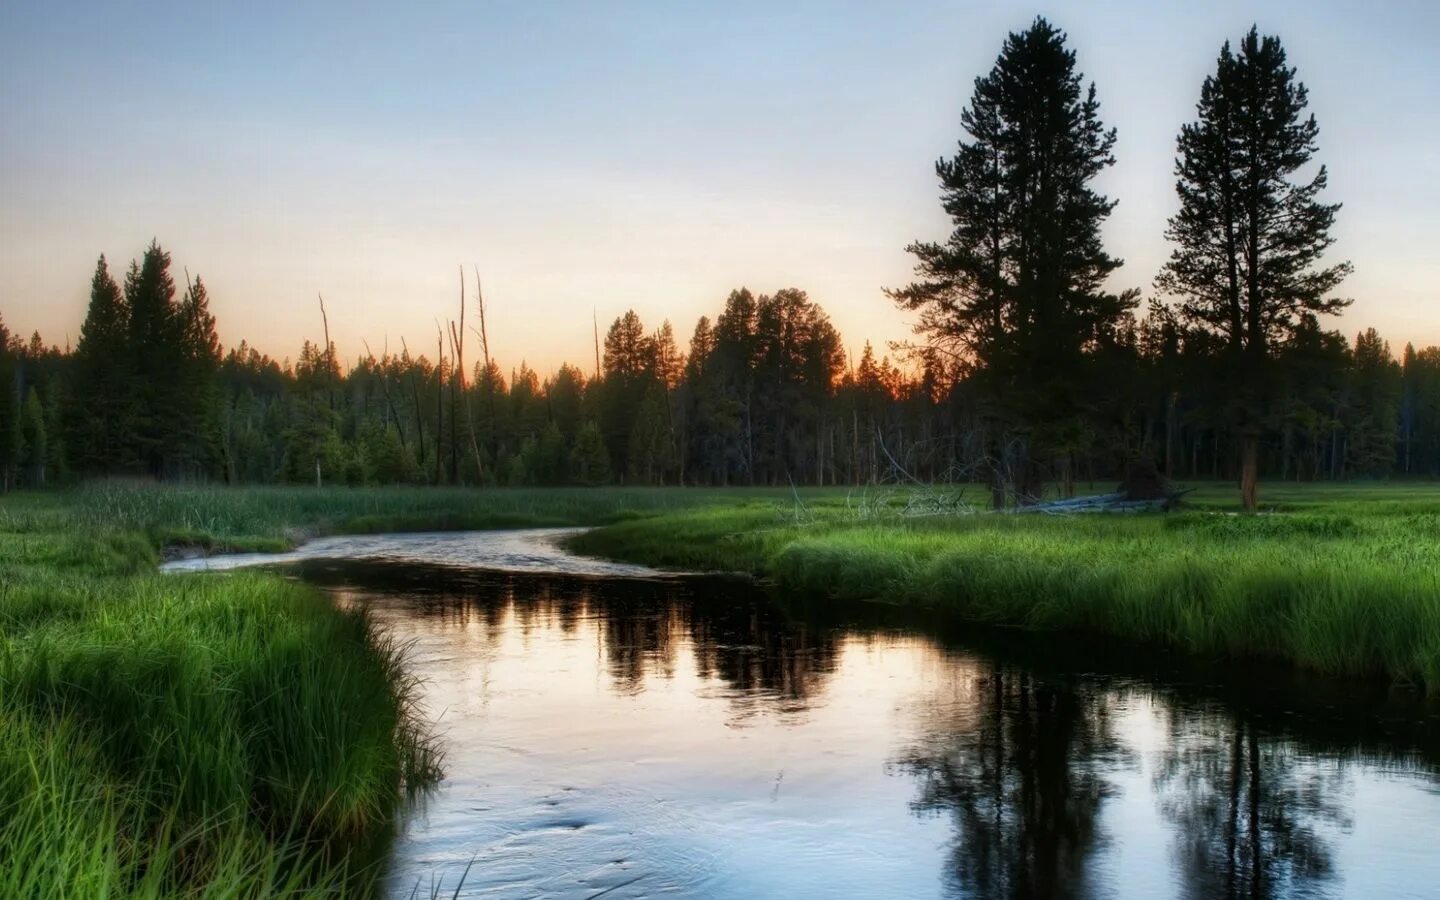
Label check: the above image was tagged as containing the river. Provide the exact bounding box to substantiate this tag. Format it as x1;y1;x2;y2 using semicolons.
166;529;1440;899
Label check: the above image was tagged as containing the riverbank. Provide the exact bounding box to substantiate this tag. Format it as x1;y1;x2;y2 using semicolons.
0;490;452;895
0;482;808;895
570;482;1440;690
7;481;1440;893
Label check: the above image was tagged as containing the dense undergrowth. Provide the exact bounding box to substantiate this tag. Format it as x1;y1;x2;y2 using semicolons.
571;481;1440;689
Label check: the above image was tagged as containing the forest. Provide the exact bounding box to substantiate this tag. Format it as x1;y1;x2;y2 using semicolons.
0;24;1407;513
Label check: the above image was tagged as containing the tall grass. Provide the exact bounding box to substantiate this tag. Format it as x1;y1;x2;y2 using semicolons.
571;485;1440;689
0;481;808;553
0;493;443;896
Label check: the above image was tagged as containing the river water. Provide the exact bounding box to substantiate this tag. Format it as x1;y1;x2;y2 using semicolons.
168;530;1440;899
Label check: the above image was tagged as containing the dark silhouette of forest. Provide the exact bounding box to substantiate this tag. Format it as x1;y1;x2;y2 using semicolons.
0;21;1420;507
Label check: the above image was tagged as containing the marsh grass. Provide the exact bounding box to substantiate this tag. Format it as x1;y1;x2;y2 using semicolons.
0;489;453;897
571;482;1440;689
0;481;795;552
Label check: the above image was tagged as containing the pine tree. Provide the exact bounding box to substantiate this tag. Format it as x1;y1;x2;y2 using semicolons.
43;382;68;484
569;420;612;486
712;289;761;481
627;383;675;485
599;310;654;473
19;387;46;487
70;255;133;473
0;314;18;491
175;274;222;477
1346;328;1400;476
125;241;182;475
1157;28;1351;509
887;17;1134;504
546;364;586;445
1401;343;1419;474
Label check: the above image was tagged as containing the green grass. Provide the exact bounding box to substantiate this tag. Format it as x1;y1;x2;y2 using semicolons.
8;478;1440;896
571;481;1440;689
0;491;453;897
0;480;806;553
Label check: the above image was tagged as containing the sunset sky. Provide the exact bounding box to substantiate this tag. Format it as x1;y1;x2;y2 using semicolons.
2;0;1436;373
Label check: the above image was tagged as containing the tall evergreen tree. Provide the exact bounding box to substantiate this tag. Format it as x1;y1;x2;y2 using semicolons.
627;382;675;485
1346;328;1401;476
19;386;47;487
175;274;222;476
0;314;18;491
70;255;133;473
125;241;183;475
599;310;654;475
887;17;1133;504
569;420;611;485
546;363;587;444
683;315;742;484
1157;27;1351;509
712;289;761;481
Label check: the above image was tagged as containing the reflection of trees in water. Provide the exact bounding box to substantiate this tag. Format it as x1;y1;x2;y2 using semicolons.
591;587;682;690
892;666;1124;900
586;582;841;707
327;563;842;711
1153;711;1349;900
686;602;837;707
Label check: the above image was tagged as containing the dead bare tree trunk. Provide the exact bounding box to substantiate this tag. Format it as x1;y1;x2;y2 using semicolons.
401;337;425;467
435;324;445;486
452;266;484;484
592;310;601;381
316;293;335;485
473;266;498;470
318;293;335;412
448;321;458;485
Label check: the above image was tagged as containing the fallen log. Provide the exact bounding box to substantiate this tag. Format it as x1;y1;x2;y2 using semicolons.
1014;488;1192;514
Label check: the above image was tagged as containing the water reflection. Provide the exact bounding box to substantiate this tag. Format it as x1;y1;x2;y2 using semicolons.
892;669;1125;900
1153;713;1349;900
305;560;841;709
280;555;1440;899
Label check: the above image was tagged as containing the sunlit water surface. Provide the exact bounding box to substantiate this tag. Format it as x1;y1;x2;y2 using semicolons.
180;531;1440;899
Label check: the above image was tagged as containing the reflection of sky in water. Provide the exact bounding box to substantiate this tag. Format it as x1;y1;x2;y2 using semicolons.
217;532;1440;899
353;585;958;898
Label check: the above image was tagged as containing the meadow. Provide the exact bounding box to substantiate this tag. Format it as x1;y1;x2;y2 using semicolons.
572;480;1440;689
6;479;1440;895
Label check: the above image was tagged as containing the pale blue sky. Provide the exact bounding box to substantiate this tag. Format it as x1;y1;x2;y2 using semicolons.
2;1;1436;370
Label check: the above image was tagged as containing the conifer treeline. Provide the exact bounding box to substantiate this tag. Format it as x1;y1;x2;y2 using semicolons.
0;21;1412;497
0;251;1423;492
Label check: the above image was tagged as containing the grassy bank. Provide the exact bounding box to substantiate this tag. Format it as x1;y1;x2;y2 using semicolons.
0;481;797;553
571;482;1440;689
0;481;814;896
0;492;454;896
